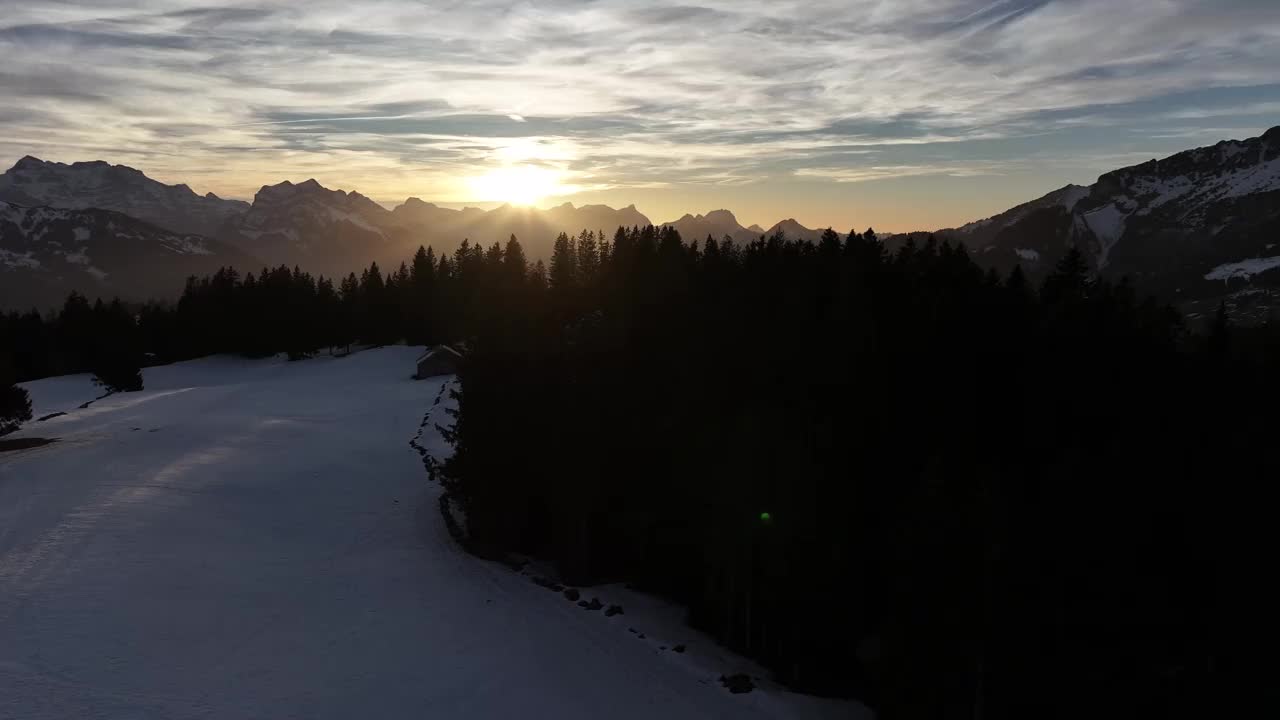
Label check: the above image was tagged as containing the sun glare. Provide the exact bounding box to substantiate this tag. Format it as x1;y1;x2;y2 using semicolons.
468;165;563;206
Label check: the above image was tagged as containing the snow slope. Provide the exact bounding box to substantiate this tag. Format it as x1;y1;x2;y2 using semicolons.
0;347;863;719
19;372;100;418
1204;256;1280;282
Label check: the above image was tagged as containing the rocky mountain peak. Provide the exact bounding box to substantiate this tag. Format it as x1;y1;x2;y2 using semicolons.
703;209;738;225
0;156;248;237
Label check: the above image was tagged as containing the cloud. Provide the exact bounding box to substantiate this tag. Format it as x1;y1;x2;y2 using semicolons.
0;0;1277;216
795;163;1008;183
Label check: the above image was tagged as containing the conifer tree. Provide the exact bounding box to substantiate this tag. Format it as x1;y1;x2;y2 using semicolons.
1041;246;1092;304
549;232;578;292
0;353;32;436
529;259;548;289
90;299;143;393
818;227;841;256
503;235;528;287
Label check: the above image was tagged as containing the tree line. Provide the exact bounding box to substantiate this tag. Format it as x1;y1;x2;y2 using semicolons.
441;226;1280;719
2;293;143;433
1;233;554;431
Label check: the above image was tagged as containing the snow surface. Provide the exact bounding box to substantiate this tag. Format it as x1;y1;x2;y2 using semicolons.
1082;203;1130;269
1204;256;1280;282
1128;156;1280;220
18;372;100;418
1;347;864;720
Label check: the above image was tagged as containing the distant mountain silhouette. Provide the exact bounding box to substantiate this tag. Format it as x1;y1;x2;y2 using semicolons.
659;210;827;244
0;156;248;237
220;183;659;278
391;199;653;261
765;218;825;243
661;209;760;244
0;157;831;293
224;179;410;277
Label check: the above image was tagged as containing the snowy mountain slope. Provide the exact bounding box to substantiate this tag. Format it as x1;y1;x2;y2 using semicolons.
0;201;258;309
952;184;1090;242
0;157;248;237
1;348;864;720
944;126;1280;305
224;179;413;277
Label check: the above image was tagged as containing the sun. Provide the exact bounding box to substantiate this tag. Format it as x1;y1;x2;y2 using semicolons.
467;165;563;206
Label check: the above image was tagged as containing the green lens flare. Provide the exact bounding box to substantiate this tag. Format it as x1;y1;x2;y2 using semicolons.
759;512;772;523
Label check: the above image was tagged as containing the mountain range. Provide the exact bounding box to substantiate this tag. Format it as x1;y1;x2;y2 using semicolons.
0;201;256;310
3;126;1279;317
0;156;248;238
915;125;1280;322
0;157;815;307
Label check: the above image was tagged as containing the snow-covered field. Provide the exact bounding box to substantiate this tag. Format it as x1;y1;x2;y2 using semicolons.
1;347;864;719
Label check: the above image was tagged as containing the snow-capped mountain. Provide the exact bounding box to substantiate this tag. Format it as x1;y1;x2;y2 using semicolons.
225;179;412;276
1;201;256;309
944;126;1280;310
0;157;248;237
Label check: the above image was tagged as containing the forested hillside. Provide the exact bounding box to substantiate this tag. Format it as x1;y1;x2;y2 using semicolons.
439;227;1280;719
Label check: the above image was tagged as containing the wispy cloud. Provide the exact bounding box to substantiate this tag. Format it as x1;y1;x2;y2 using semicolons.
795;163;1009;183
1;0;1277;228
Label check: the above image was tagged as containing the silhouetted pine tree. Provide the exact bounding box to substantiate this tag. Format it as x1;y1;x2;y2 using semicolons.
90;299;143;393
549;232;577;292
0;352;33;435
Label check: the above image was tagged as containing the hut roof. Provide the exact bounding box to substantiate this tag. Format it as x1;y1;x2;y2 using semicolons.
417;345;463;363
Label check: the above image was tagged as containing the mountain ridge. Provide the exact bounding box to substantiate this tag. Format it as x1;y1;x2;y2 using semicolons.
920;125;1280;322
4;125;1278;315
0;199;257;309
0;157;249;238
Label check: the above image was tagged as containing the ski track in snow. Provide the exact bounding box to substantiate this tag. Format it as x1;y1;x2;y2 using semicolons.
2;347;862;720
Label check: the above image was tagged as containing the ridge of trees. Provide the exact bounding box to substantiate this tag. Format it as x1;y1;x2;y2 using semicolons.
442;227;1280;719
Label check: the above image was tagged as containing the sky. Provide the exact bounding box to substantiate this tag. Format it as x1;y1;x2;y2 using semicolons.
1;0;1279;232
